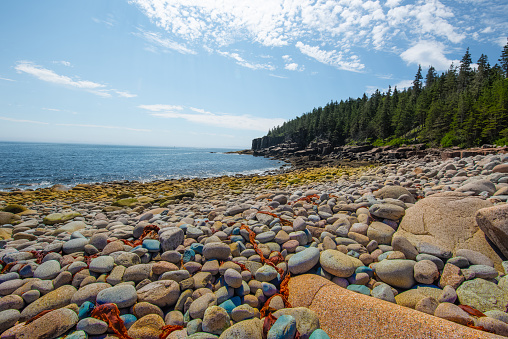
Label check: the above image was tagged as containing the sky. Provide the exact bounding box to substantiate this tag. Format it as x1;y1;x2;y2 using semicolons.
0;0;506;149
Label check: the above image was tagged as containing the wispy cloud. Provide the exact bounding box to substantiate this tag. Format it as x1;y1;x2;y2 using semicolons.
15;61;105;89
216;51;275;71
92;15;116;27
15;61;136;98
139;104;285;132
42;107;78;115
269;74;288;79
55;123;151;132
0;76;15;82
134;27;197;55
115;90;137;98
0;116;49;125
296;42;364;72
138;104;184;112
53;60;72;67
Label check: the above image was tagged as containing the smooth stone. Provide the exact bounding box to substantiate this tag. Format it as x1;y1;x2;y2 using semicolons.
416;254;444;270
375;259;416;289
347;284;371;295
476;204;508;257
16;307;78;339
0;309;20;334
123;263;152;282
218;296;242;314
89;256;115;273
189;293;218;319
309;329;330;339
230;304;259;322
468;265;498;279
203;243;231;261
137;280;180;308
0;294;24;312
121;313;138;329
76;317;109;335
20;284;77;321
134;301;164;319
33;260;61;280
62;238;89;254
369;203;405;220
224;268;243;288
288;247;320;275
367;221;395;245
371;283;396;303
434;302;474;326
160;228;185;252
218;317;262;339
484;310;508;324
71;282;111;306
319;249;355;277
255;265;279;282
267;314;297;339
127;314;165;339
96;284;137;308
202;306;230;335
272;307;320;339
143;239;161;252
413;260;440;284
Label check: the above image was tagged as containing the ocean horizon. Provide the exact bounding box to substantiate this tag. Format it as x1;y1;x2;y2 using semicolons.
0;141;284;191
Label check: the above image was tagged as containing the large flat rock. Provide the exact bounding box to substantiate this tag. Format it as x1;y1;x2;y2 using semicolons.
288;274;502;339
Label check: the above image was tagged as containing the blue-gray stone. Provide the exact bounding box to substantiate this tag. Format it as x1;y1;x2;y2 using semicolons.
63;238;89;254
96;284;137;308
183;249;196;263
371;283;396;303
256;231;276;243
288;247;320;275
190;243;204;254
0;272;19;284
0;309;20;334
88;256;114;274
218;296;241;314
120;314;137;329
142;239;161;252
78;301;95;319
309;329;331;339
355;266;374;277
347;250;360;258
76;317;108;335
267;314;297;339
347;284;371;295
261;282;277;297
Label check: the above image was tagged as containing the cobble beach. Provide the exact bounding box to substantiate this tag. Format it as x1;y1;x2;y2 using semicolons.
1;151;508;338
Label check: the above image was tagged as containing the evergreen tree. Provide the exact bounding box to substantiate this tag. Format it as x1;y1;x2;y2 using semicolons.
500;38;508;78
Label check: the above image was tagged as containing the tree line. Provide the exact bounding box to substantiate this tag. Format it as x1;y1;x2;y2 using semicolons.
264;41;508;149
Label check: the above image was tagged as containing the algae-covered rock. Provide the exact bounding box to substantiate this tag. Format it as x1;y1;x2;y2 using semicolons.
2;204;27;214
43;211;81;225
112;198;139;207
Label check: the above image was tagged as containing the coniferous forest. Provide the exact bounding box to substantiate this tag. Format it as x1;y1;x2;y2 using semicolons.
263;41;508;149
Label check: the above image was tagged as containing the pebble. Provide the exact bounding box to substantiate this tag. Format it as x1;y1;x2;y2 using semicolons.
288;247;320;275
267;314;297;339
33;260;61;280
319;249;355;277
96;284;137;308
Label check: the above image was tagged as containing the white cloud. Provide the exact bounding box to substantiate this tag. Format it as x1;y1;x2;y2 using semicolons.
296;41;365;72
400;40;459;70
0;116;49;125
55;123;150;132
284;63;299;71
140;104;285;131
53;60;72;67
216;51;275;70
134;28;197;54
15;61;105;89
269;74;288;79
15;61;136;98
281;55;304;71
394;79;414;89
138;104;184;112
0;76;15;82
130;0;504;73
42;108;78;115
115;90;137;98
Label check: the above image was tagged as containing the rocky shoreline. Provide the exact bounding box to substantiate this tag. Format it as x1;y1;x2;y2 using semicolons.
0;151;508;338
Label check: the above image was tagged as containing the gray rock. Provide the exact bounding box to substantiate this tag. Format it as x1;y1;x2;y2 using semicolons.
0;309;20;334
203;242;231;261
375;259;416;289
189;293;217;319
319;249;355;277
137;280;180;308
96;284;137;308
62;238;89;254
20;284;77;321
288;247;320;275
160;228;185;251
89;256;115;274
369;203;405;220
71;282;111;306
33;260;61;280
76;317;108;335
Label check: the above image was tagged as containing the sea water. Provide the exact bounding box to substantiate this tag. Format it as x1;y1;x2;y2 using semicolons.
0;142;283;191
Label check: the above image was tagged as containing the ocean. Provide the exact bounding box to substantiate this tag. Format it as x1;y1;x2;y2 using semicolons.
0;142;284;191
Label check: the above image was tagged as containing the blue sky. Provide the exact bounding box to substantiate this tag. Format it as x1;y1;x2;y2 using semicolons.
0;0;506;148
